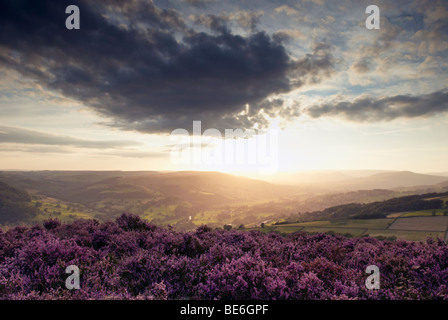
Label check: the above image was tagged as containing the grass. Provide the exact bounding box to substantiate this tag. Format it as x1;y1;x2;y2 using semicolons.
388;216;448;232
272;226;304;234
364;229;445;241
141;205;177;222
193;209;222;225
285;218;393;229
31;199;94;223
301;227;367;237
268;215;448;242
401;209;448;217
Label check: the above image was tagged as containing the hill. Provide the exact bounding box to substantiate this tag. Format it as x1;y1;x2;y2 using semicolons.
259;170;448;191
334;171;448;190
0;171;288;207
0;180;39;223
285;191;448;222
0;171;297;227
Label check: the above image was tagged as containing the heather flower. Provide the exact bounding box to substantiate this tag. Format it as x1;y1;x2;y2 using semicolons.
0;214;447;300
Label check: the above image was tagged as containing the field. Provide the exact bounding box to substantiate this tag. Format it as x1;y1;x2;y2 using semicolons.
388;216;448;232
31;198;95;223
364;230;445;241
266;214;448;242
399;209;448;217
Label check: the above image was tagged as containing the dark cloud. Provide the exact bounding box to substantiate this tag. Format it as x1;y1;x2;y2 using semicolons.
0;0;334;134
232;11;263;32
289;41;335;85
182;0;216;8
192;14;230;33
193;11;262;33
305;89;448;122
0;126;142;149
351;59;371;74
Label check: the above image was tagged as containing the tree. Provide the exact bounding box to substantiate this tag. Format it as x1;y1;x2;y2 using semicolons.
223;224;232;231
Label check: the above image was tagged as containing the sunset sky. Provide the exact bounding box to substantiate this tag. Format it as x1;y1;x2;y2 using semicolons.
0;0;447;175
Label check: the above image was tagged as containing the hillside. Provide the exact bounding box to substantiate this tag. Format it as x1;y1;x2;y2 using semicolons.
0;181;39;223
0;171;298;228
260;170;448;191
1;170;448;229
0;171;289;206
334;171;448;190
286;191;448;223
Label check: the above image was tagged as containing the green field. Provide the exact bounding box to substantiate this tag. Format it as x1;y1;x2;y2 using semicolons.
140;205;178;224
301;227;367;237
364;230;445;241
400;209;448;217
285;219;393;229
268;215;448;242
272;226;304;234
31;198;94;223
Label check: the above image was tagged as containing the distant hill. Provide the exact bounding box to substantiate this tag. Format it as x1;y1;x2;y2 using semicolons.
266;171;355;186
334;171;448;190
0;170;292;208
0;181;39;223
260;170;448;191
426;172;448;177
285;191;448;223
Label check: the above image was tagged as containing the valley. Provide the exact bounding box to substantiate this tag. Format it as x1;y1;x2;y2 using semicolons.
1;170;448;242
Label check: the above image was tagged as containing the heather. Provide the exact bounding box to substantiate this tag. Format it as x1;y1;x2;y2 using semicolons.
0;214;447;300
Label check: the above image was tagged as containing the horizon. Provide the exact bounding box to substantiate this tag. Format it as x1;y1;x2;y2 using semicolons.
1;168;448;185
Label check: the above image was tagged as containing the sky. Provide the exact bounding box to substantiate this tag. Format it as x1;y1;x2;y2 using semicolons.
0;0;447;176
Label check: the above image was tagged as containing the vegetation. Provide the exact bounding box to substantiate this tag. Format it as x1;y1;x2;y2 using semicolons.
1;214;448;300
267;216;447;242
0;181;40;224
287;192;448;223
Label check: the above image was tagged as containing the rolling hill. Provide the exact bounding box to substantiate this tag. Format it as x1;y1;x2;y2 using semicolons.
260;170;448;191
0;170;292;208
333;171;448;191
0;180;39;223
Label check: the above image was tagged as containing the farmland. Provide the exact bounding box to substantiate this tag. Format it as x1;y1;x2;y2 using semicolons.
264;213;448;242
29;193;448;242
31;197;98;223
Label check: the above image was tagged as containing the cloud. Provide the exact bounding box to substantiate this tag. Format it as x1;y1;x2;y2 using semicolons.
192;10;263;33
362;18;402;55
182;0;215;7
273;29;306;41
99;150;167;158
275;5;300;16
0;0;334;134
191;13;231;33
0;126;143;149
351;59;371;74
289;41;335;85
305;89;448;122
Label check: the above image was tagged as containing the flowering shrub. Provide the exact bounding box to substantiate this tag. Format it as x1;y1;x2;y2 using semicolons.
0;214;447;300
